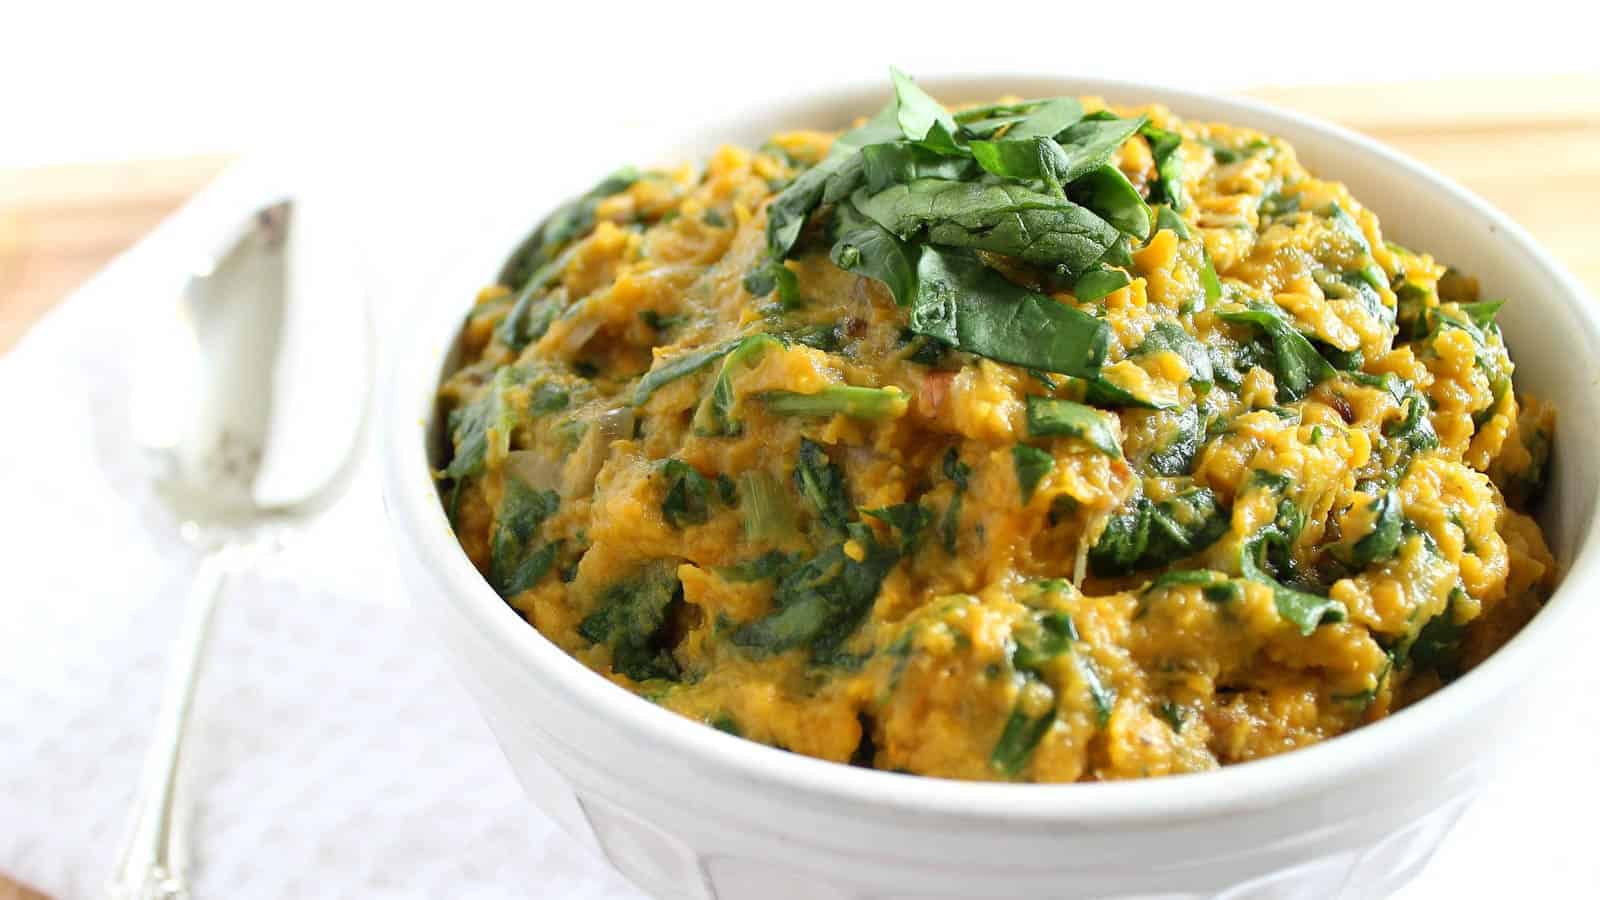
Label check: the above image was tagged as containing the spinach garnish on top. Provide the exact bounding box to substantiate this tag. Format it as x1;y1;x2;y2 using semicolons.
755;68;1181;381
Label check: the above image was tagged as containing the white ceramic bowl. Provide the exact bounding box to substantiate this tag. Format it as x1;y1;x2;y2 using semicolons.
382;76;1600;900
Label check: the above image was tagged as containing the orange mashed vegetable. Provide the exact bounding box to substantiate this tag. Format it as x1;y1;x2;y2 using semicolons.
439;80;1556;781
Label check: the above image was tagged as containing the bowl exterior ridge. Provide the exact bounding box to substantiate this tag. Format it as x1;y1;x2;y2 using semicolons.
382;75;1600;899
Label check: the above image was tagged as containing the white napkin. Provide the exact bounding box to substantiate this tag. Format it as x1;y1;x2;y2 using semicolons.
0;160;642;899
2;156;1596;900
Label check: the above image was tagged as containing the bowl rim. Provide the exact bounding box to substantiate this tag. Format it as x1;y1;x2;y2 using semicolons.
382;72;1600;824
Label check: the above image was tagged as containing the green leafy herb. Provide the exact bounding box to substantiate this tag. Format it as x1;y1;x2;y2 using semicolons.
1384;391;1440;455
1154;204;1190;239
910;247;1110;377
1088;488;1230;577
1144;405;1205;476
1142;569;1240;604
794;438;852;532
578;564;684;681
763;385;908;420
693;335;781;436
860;141;977;192
1012;445;1056;502
743;257;803;308
1074;266;1131;302
1340;489;1404;569
719;549;801;583
940;448;971;554
632;338;741;407
998;97;1086;141
1238;491;1346;636
498;167;639;290
1141;123;1185;210
1460;299;1506;328
862;503;932;554
1025;396;1121;456
731;524;899;664
1217;304;1337;402
659;459;716;529
889;67;963;155
529;382;570;415
1068;165;1152;240
488;476;561;597
1012;610;1079;671
1408;587;1468;678
852;180;1120;273
990;703;1055;777
1079;655;1116;728
443;367;521;481
1135;321;1214;387
1199;249;1223;304
498;291;562;352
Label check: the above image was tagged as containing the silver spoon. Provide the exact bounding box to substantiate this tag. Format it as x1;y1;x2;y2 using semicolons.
109;198;371;900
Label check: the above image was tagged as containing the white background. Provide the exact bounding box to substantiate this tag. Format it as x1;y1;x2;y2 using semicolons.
4;2;1598;898
4;1;1599;168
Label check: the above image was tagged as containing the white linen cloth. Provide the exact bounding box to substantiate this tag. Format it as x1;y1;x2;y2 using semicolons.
1;155;1595;899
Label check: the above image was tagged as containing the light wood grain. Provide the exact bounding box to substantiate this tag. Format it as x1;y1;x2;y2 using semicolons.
2;77;1597;353
0;872;50;900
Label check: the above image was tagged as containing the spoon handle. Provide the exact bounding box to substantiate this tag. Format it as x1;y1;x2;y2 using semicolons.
108;547;237;900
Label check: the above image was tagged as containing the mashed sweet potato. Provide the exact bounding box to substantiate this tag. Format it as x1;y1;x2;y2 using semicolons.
438;72;1556;781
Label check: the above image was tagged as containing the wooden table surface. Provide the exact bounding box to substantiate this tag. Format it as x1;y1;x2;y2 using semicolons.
2;76;1597;353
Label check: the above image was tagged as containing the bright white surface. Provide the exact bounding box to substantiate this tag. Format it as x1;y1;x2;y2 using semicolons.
3;0;1599;167
3;67;1599;900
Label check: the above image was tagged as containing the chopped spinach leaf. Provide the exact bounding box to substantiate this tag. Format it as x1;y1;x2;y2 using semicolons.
1340;489;1404;569
852;180;1120;274
633;338;741;407
578;564;683;682
1217;304;1337;402
739;470;797;541
1088;488;1229;577
1012;610;1079;671
862;503;932;554
1142;569;1240;604
990;703;1055;777
1068;165;1152;240
860;141;977;192
1025;396;1121;456
998;97;1085;142
692;334;781;436
940;448;971;554
498;167;639;290
888;67;964;155
443;367;521;481
794;438;852;532
910;247;1110;377
1074;266;1131;302
719;549;801;583
764;385;909;420
1144;405;1205;476
743;257;803;308
731;524;899;664
1141;123;1185;210
1154;204;1190;239
1135;321;1214;387
1012;445;1056;502
488;476;561;597
659;459;717;529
